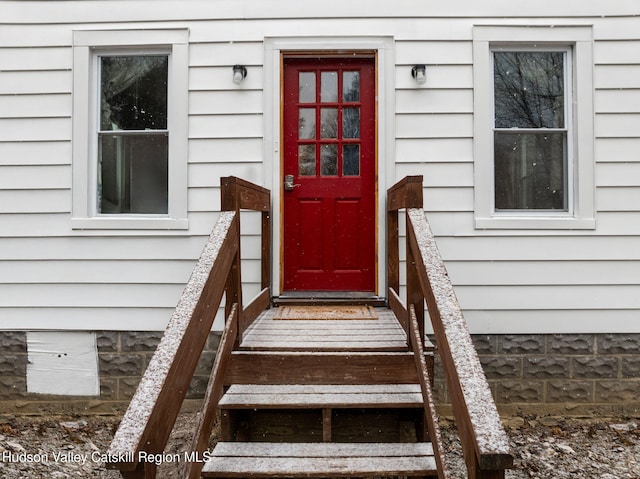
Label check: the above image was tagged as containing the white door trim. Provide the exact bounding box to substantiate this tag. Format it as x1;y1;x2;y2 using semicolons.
263;36;396;297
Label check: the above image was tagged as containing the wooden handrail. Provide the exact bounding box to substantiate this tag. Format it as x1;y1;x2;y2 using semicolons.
387;176;513;479
107;177;272;479
184;303;239;479
106;211;239;477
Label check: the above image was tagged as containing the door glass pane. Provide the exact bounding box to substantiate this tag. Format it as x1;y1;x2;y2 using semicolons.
321;144;337;176
320;71;338;102
298;144;316;176
321;108;338;138
100;55;168;131
99;133;168;214
343;71;360;102
343;108;360;138
299;72;315;103
299;108;316;139
343;144;360;176
494;132;567;210
494;51;565;129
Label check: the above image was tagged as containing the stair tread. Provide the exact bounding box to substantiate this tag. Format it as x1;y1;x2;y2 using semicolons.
219;383;424;408
202;442;436;477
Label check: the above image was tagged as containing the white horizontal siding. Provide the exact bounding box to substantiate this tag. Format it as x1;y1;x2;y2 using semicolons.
0;118;71;142
596;114;640;138
446;260;640;286
595;65;640;90
0;94;71;118
0;142;71;166
0;165;70;189
457;285;640;310
0;283;184;308
0;236;209;260
594;40;640;65
595;138;640;163
596;163;640;187
395;114;473;139
188;114;263;139
3;0;638;24
0;6;637;333
396;89;473;114
396;138;473;163
464;310;640;335
189;138;264;163
597;187;640;212
0;70;70;94
424;211;640;237
189;90;263;115
435;236;640;261
595;89;640;114
0;260;194;284
0;47;72;71
0;307;176;331
0;190;70;213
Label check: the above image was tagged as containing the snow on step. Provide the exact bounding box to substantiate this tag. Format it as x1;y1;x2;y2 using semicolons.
201;442;437;477
219;384;424;408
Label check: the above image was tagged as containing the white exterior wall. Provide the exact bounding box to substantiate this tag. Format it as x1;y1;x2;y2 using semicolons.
0;0;639;333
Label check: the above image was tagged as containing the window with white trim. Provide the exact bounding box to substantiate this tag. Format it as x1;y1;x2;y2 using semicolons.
473;26;595;229
72;29;189;230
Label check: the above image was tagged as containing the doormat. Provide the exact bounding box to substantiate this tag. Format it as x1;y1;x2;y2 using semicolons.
273;305;378;320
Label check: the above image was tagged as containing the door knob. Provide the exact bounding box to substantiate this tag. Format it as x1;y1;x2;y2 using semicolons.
284;174;300;191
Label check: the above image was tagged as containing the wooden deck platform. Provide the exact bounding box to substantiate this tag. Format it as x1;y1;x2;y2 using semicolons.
240;307;409;351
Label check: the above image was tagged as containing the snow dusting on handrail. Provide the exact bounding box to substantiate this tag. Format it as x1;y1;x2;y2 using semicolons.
407;208;512;465
107;211;237;464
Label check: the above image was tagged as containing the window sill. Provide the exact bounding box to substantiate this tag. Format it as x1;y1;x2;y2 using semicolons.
71;216;189;231
475;215;595;230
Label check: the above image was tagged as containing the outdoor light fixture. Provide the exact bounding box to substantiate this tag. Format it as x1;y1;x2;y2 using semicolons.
232;64;247;85
411;64;426;85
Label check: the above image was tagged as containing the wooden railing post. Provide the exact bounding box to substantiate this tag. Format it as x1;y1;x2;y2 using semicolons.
221;178;243;346
387;207;400;294
261;209;271;292
220;176;272;340
386;175;424;343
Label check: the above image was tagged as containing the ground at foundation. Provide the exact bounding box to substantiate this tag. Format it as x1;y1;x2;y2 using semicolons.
0;413;638;478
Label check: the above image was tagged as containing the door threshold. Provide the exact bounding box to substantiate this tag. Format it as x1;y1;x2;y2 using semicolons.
273;291;386;307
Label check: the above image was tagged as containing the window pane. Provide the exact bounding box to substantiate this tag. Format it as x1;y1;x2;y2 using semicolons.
494;132;567;210
321;144;337;176
99;133;168;214
321;108;338;138
343;144;360;176
299;108;316;139
343;71;360;102
343;108;360;138
100;55;168;131
299;72;315;103
298;144;316;176
320;71;338;102
494;51;564;129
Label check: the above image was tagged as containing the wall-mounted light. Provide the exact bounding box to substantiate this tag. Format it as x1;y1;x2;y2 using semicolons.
232;65;247;85
411;64;426;85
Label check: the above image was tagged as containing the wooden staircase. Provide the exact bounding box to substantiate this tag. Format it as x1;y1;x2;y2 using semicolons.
204;304;440;478
106;176;513;479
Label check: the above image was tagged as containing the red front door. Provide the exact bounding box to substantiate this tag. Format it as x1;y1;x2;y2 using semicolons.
282;56;376;292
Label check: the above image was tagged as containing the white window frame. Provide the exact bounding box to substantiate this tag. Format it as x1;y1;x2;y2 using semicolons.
473;25;595;230
72;29;189;230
